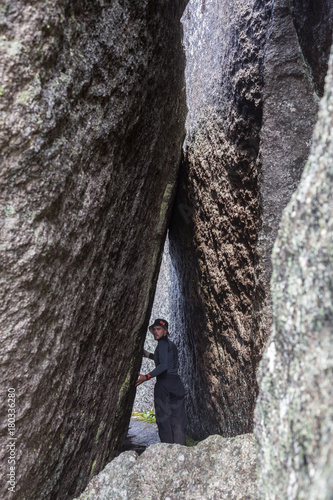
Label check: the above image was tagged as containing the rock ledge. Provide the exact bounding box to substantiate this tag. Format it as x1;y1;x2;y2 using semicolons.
76;433;257;500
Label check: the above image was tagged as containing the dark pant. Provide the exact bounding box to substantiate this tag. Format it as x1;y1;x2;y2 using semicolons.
154;374;187;445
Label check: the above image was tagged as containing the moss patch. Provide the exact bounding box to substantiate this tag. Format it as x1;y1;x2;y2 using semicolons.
132;410;156;424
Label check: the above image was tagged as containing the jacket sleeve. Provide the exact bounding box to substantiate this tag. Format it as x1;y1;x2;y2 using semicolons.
147;340;168;378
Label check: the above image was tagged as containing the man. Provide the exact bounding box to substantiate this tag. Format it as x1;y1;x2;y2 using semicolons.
136;318;187;445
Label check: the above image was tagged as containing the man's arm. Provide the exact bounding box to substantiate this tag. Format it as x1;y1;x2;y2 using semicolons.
135;373;152;386
135;348;155;386
146;340;168;378
143;349;154;360
135;340;169;386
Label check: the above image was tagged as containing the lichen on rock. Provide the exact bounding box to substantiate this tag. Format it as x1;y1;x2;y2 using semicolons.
255;46;333;499
0;1;188;498
75;433;257;500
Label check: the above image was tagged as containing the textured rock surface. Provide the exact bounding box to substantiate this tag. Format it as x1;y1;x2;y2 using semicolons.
257;0;321;345
167;0;331;441
168;0;273;441
290;0;333;97
256;48;333;499
75;433;257;500
0;1;187;498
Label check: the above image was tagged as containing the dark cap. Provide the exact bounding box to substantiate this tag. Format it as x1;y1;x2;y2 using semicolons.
149;318;169;333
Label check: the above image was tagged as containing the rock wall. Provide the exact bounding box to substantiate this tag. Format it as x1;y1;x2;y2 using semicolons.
290;0;333;97
2;0;332;496
0;1;187;498
257;0;321;346
167;0;331;440
256;47;333;499
168;0;273;441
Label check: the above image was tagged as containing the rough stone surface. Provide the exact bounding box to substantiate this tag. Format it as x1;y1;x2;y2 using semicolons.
290;0;333;97
257;0;321;347
0;1;187;498
255;48;333;499
75;433;257;500
166;0;331;442
168;0;273;441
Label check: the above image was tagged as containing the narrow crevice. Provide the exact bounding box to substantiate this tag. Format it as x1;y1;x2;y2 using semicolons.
290;0;333;97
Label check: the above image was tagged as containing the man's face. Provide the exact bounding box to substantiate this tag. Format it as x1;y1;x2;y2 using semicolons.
152;326;167;340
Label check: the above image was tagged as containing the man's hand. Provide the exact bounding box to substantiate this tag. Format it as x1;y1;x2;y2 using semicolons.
135;373;147;387
143;349;150;358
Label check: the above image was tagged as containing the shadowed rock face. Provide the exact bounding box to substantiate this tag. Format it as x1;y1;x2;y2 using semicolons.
169;0;272;440
256;48;333;500
0;1;187;498
167;0;331;441
290;0;333;96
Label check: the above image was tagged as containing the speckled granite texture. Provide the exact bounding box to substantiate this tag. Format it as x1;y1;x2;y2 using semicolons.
75;433;257;500
167;0;328;442
0;1;187;498
169;0;274;441
256;47;333;499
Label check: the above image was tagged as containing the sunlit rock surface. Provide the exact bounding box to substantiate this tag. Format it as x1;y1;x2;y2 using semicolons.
75;434;257;500
0;1;187;498
256;48;333;499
